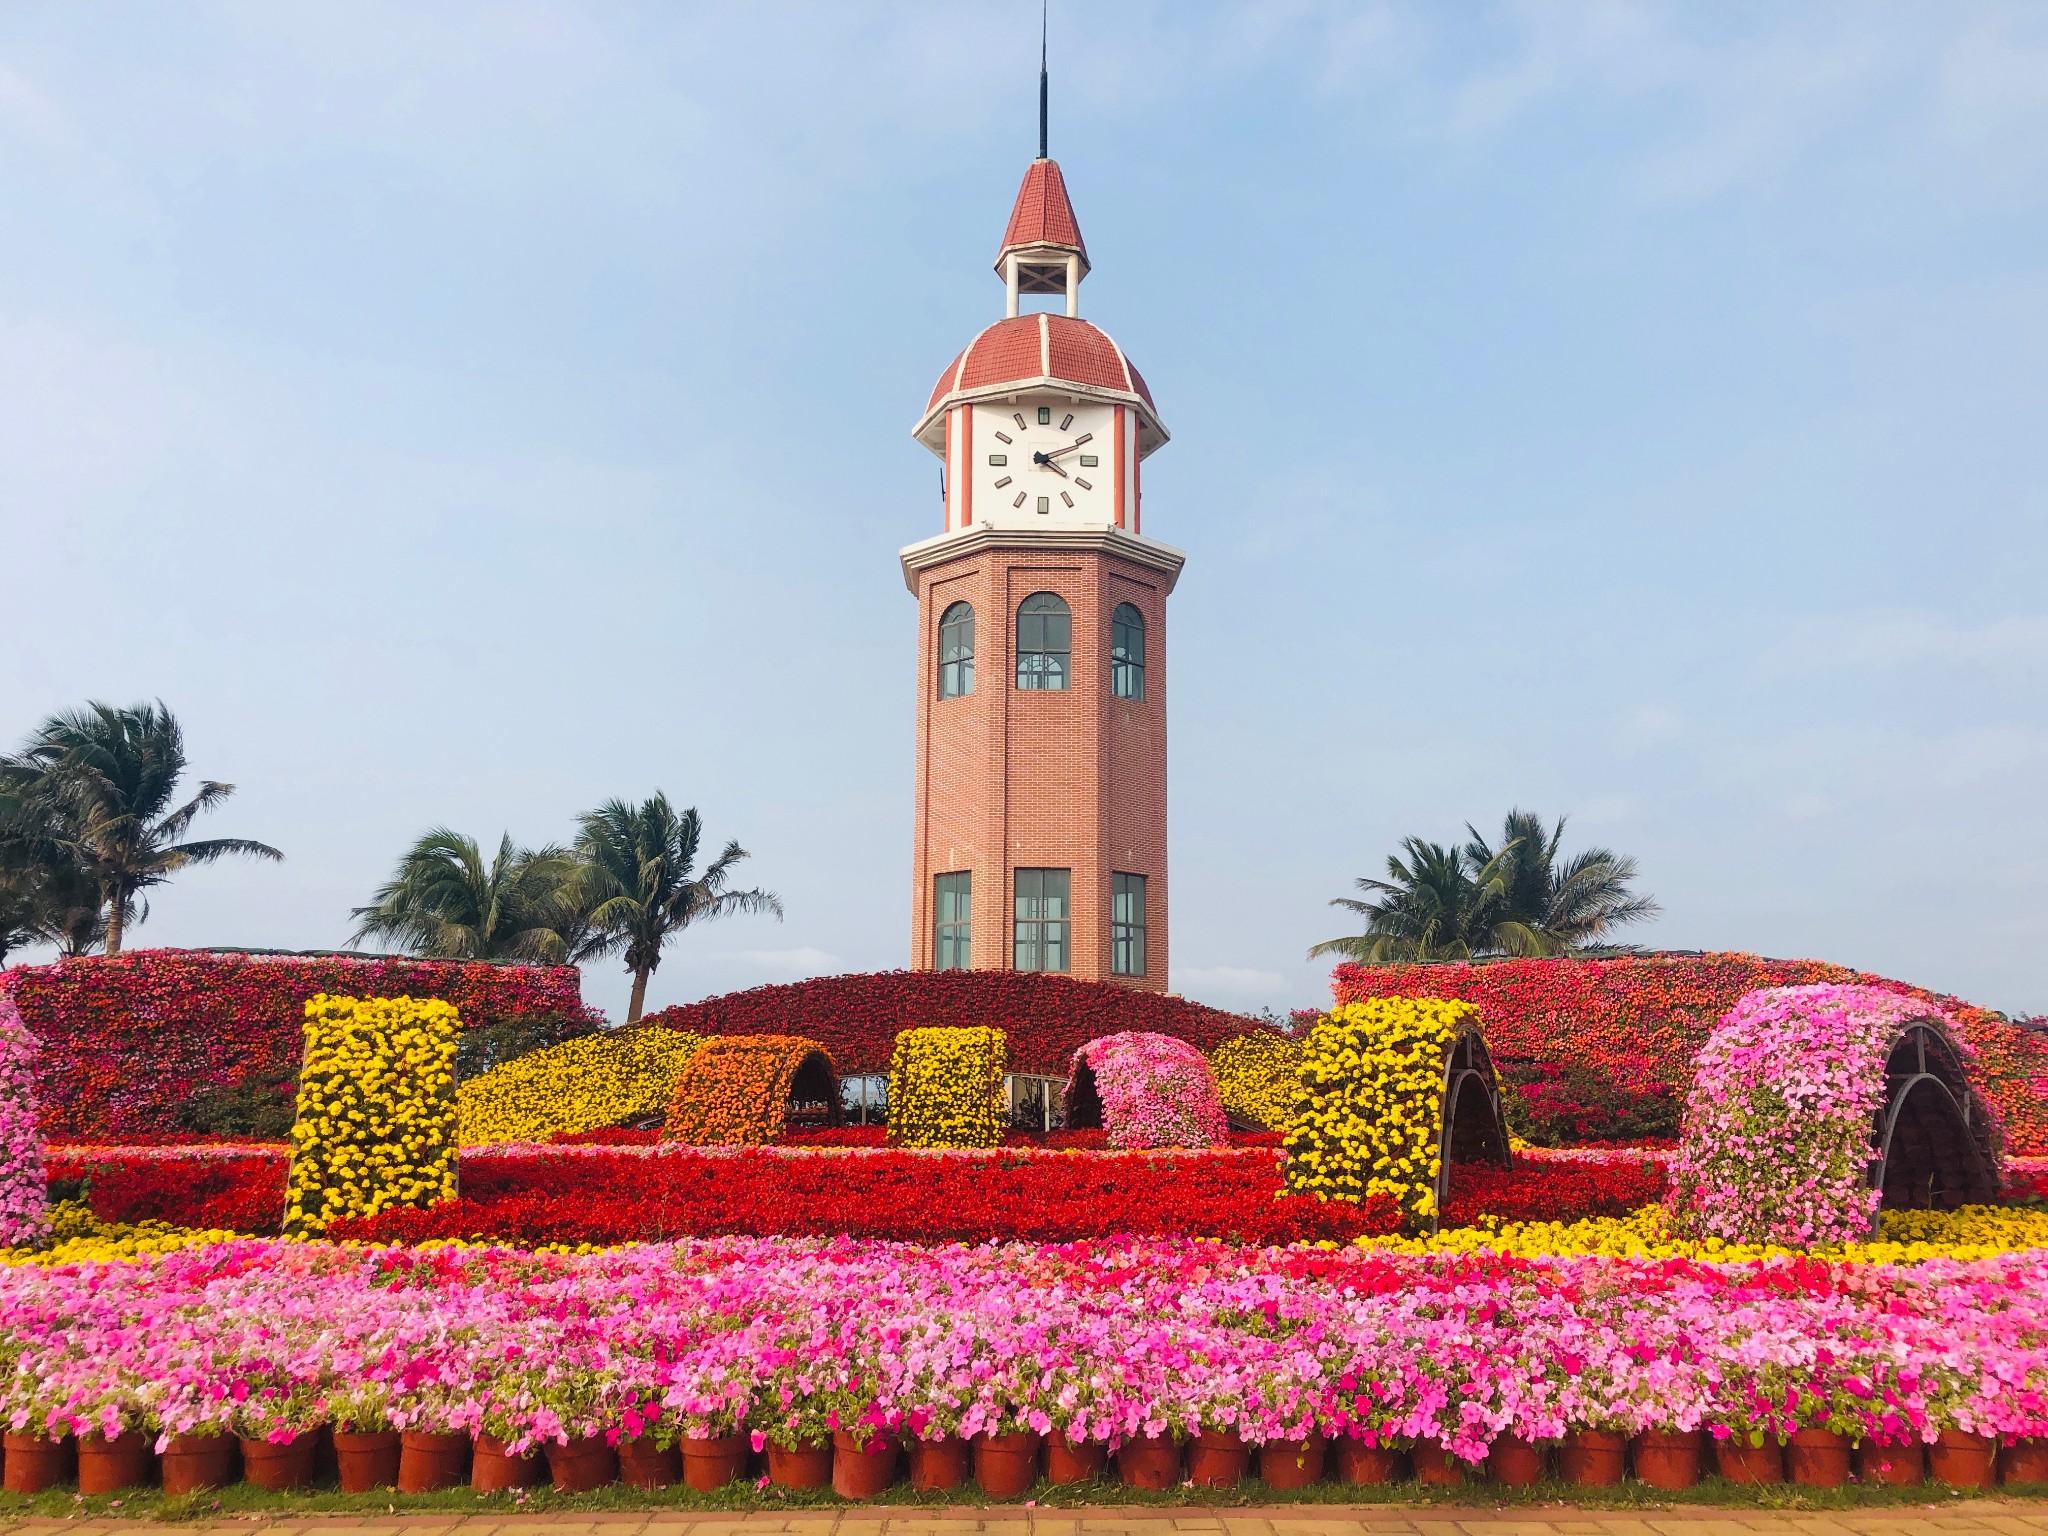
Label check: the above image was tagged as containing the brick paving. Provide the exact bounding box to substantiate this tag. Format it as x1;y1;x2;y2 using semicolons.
9;1510;2048;1536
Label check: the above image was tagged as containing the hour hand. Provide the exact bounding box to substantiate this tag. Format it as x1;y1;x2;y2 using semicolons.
1030;452;1069;478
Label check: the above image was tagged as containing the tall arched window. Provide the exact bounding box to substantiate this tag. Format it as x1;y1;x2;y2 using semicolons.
1111;603;1145;699
1016;593;1071;690
938;602;975;698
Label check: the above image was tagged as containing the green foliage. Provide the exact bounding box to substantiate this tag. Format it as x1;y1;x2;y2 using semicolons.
453;1011;600;1082
174;1075;299;1140
349;829;586;963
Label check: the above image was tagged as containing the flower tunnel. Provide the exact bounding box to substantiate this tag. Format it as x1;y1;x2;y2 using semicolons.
1061;1031;1230;1150
1670;985;2007;1247
664;1034;841;1145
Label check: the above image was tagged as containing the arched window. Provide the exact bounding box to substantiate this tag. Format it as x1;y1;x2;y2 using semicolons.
1016;593;1071;690
938;602;975;699
1111;603;1145;699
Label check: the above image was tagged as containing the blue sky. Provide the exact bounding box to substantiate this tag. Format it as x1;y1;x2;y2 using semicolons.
3;2;2045;1022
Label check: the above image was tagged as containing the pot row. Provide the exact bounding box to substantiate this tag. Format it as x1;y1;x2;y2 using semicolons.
5;1424;2046;1501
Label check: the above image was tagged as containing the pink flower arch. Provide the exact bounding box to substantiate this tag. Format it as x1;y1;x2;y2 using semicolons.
1063;1031;1229;1150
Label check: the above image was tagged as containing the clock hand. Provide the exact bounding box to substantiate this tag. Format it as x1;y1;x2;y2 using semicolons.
1029;452;1070;479
1042;438;1091;460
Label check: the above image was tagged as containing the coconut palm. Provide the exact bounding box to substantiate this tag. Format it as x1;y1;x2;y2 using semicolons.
349;829;584;962
1309;809;1657;963
1;701;281;954
574;793;782;1022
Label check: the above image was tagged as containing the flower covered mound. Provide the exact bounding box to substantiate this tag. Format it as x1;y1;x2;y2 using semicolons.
887;1026;1006;1149
1668;985;2005;1249
664;1035;835;1146
1210;1031;1302;1131
1067;1031;1228;1150
0;980;48;1248
8;1236;2048;1458
458;1025;703;1147
284;995;460;1237
1282;998;1479;1226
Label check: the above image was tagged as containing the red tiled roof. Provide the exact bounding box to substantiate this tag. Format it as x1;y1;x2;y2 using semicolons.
925;314;1155;415
998;159;1087;262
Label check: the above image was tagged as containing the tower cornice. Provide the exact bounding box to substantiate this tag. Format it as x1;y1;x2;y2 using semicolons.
898;524;1186;595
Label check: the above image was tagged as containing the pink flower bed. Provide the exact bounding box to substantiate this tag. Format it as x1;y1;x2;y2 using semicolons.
0;981;47;1248
1067;1031;1228;1150
1669;985;2006;1247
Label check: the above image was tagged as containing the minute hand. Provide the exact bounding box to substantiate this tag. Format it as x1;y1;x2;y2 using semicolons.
1029;452;1070;478
1042;437;1091;459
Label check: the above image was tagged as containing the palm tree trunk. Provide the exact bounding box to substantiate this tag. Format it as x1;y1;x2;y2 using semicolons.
103;889;124;955
627;967;649;1023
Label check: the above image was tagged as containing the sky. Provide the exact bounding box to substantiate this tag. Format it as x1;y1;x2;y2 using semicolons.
3;2;2045;1022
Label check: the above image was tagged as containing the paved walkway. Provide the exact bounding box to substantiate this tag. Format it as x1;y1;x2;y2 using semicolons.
9;1510;2048;1536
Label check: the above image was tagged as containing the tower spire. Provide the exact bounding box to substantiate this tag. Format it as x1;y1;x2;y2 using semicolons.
1038;2;1048;160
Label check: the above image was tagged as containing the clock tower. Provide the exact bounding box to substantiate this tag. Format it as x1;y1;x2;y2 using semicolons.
903;153;1181;991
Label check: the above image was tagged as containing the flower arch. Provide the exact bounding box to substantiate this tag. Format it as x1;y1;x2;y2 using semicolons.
1669;984;2004;1247
663;1034;840;1146
1062;1031;1228;1149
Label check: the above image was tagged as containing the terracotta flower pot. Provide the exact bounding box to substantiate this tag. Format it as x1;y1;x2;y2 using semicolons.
242;1434;316;1491
1409;1440;1465;1486
1714;1436;1784;1486
1258;1434;1326;1490
766;1440;832;1490
1929;1429;1995;1490
472;1434;545;1491
77;1431;151;1495
972;1429;1041;1498
909;1435;971;1491
2000;1437;2048;1485
395;1441;468;1499
3;1432;75;1495
1187;1429;1249;1489
333;1431;401;1493
1332;1437;1402;1485
1855;1439;1923;1487
397;1431;470;1493
1558;1429;1625;1487
1487;1435;1544;1487
1630;1429;1702;1490
1117;1432;1180;1490
1786;1427;1850;1489
546;1436;618;1493
162;1432;240;1494
832;1430;899;1500
620;1435;684;1490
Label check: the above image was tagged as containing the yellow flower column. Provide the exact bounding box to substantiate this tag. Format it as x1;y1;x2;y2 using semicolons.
887;1026;1006;1148
1210;1032;1302;1129
1281;998;1473;1230
285;994;460;1236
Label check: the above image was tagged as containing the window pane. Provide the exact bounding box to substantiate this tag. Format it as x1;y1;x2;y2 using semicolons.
935;871;971;971
1013;869;1070;972
1111;872;1146;977
938;603;975;700
1016;593;1072;692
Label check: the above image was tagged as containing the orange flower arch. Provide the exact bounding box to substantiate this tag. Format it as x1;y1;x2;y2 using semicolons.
663;1034;840;1145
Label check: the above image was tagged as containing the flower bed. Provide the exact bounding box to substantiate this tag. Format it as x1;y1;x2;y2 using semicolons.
6;1236;2048;1463
0;983;48;1248
1336;952;2048;1152
887;1026;1005;1148
458;1024;702;1146
8;951;588;1142
641;970;1267;1076
1065;1031;1228;1149
283;995;460;1236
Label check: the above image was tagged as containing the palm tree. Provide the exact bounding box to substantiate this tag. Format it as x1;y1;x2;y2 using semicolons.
1;701;281;954
1465;809;1660;948
1309;809;1657;963
574;794;782;1022
349;829;584;962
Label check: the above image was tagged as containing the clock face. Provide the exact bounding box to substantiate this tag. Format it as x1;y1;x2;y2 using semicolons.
973;398;1113;527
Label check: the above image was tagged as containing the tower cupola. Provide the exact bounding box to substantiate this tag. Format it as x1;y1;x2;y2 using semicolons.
996;159;1089;318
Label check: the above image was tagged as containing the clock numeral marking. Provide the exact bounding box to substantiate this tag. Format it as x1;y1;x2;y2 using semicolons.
1035;496;1050;514
993;476;1012;489
994;431;1012;444
1072;432;1093;446
1078;454;1098;467
1073;478;1092;491
1012;492;1028;508
1013;412;1028;430
1036;406;1052;425
988;453;1007;466
1059;413;1075;431
1060;491;1075;508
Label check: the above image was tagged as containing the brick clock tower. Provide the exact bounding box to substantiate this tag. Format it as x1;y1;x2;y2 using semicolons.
903;153;1180;992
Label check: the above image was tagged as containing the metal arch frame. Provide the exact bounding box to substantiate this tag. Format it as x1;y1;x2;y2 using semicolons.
1863;1019;1998;1235
1432;1024;1514;1231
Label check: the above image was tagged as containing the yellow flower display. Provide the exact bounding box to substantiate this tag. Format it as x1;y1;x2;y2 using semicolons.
0;1199;246;1267
1209;1032;1301;1129
1281;997;1477;1228
887;1026;1006;1149
284;995;459;1237
458;1025;703;1146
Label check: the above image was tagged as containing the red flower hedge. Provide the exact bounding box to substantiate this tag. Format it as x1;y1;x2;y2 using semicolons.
640;971;1269;1077
45;1148;287;1235
1336;953;2048;1153
12;951;588;1142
